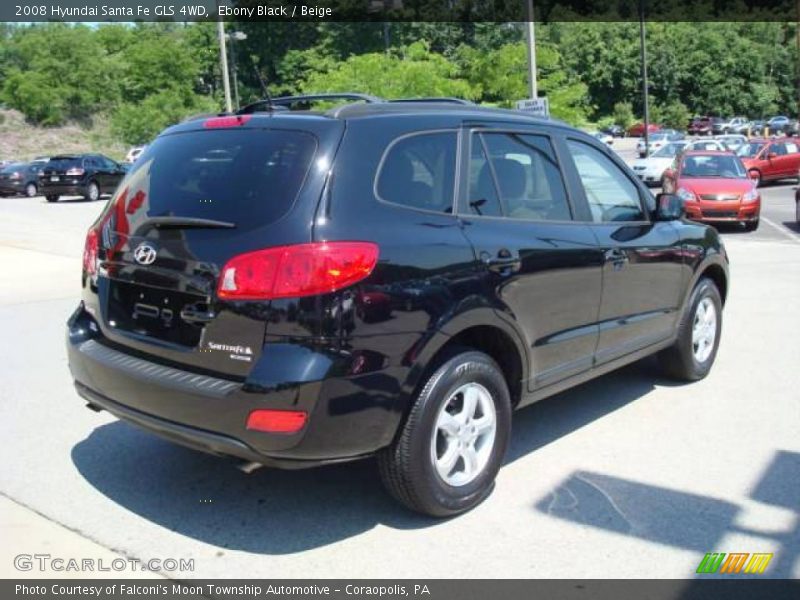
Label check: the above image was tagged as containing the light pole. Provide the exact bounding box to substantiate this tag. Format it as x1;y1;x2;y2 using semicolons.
227;31;247;110
216;15;233;113
639;1;650;157
525;0;537;98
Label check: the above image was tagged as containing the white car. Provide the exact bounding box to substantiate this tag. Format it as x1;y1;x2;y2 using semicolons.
712;134;747;152
636;131;683;156
589;131;614;146
124;145;147;163
684;139;728;153
631;141;688;186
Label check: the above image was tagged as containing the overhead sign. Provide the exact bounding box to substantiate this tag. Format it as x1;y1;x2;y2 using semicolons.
516;97;550;118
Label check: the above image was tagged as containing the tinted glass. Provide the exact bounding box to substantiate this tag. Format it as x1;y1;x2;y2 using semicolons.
467;135;502;217
567;140;645;223
112;129;316;229
680;154;746;178
736;142;765;158
376;131;456;213
47;157;82;170
480;132;571;221
0;163;25;174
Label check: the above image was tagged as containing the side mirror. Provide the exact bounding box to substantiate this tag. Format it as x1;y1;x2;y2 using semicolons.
655;193;684;221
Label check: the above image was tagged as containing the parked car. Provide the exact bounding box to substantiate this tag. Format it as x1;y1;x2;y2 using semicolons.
736;138;800;186
796;171;800;224
124;145;147;163
747;120;766;136
627;122;661;137
766;116;790;134
713;117;749;135
0;161;43;197
67;99;729;517
38;154;127;202
600;124;625;138
685;139;728;153
636;130;684;157
787;119;799;137
713;134;748;152
688;116;715;136
589;131;614;146
662;151;760;231
631;141;688;186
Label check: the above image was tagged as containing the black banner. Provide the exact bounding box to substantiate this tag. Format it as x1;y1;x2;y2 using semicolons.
1;0;798;23
4;580;800;600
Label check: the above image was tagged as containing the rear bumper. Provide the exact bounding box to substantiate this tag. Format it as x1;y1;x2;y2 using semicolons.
39;183;86;196
67;306;408;468
0;182;26;195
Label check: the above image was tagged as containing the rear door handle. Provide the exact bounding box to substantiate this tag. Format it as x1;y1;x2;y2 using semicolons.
483;249;521;273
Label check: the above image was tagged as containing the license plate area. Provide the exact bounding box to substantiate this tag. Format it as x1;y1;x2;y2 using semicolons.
50;176;60;182
107;281;206;347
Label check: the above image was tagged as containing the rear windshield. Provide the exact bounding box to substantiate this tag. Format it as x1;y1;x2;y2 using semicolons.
1;163;25;174
112;128;317;228
47;157;82;169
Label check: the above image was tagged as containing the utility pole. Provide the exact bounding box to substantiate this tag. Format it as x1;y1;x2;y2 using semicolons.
525;0;537;98
217;15;233;113
639;0;650;157
228;31;247;110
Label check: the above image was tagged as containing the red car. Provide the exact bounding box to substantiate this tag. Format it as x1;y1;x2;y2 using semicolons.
736;138;800;187
627;122;661;137
688;116;716;136
663;151;761;231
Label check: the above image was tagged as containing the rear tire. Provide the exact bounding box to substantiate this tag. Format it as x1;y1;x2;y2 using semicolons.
45;195;58;203
659;278;722;381
378;348;511;517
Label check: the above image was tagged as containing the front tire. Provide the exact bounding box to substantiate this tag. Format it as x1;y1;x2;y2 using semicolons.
25;183;37;198
45;195;59;203
378;349;511;517
743;219;759;232
85;181;100;202
659;278;722;381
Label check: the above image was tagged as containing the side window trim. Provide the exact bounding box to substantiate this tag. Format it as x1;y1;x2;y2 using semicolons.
373;128;460;215
458;126;577;223
563;135;652;224
475;132;505;216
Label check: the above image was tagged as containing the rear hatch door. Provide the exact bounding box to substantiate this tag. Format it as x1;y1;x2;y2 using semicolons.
88;119;342;378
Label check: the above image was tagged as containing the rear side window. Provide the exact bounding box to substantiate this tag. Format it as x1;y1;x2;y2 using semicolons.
567;140;645;223
115;129;316;229
478;132;571;221
376;131;457;213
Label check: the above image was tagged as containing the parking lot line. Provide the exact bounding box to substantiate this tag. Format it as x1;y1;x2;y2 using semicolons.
760;216;800;245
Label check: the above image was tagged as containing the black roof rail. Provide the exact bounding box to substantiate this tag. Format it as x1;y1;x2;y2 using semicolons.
387;97;475;105
239;93;383;114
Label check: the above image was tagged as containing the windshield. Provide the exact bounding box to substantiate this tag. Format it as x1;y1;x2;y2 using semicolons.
736;143;764;158
653;143;684;158
0;163;25;174
109;128;317;232
680;154;747;179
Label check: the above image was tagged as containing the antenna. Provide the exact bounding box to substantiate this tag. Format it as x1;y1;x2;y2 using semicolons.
253;65;273;109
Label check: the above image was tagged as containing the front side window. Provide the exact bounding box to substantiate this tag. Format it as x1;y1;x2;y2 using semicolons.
567;140;645;223
376;131;457;213
472;132;571;221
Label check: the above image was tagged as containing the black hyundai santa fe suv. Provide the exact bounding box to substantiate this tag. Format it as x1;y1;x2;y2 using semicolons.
67;101;729;516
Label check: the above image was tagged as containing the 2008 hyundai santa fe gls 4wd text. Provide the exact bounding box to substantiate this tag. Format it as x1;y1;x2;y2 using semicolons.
67;100;729;516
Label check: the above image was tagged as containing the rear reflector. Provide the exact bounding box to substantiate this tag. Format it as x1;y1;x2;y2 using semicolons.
246;409;307;434
83;228;99;276
203;115;252;129
218;241;379;301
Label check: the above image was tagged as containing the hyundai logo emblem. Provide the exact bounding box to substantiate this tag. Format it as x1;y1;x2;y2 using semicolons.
133;243;158;266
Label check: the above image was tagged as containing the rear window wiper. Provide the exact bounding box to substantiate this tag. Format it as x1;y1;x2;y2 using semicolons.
148;216;236;230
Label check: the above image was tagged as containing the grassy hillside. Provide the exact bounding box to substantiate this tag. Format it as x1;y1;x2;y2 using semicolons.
0;109;128;163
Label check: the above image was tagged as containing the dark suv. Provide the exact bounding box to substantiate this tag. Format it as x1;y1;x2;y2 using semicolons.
67;99;729;516
39;154;126;202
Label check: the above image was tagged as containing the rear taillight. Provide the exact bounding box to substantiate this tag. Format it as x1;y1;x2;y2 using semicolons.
246;409;308;434
83;228;99;275
217;242;379;301
66;167;85;176
9;172;21;180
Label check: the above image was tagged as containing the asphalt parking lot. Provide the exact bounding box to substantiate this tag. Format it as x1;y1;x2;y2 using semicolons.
0;182;798;579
